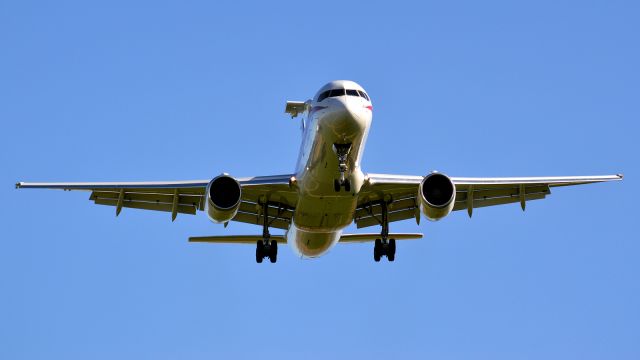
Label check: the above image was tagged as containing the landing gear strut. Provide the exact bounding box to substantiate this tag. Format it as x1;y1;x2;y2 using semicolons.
256;201;278;263
333;143;352;192
372;201;396;262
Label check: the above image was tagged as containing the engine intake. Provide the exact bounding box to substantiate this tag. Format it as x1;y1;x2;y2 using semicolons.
206;174;241;223
418;172;456;221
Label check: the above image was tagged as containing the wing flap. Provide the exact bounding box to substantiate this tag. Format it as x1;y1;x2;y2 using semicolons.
452;184;550;211
94;198;198;215
455;184;550;199
232;210;291;230
356;208;417;229
238;201;295;220
452;192;547;211
354;197;416;219
91;191;204;208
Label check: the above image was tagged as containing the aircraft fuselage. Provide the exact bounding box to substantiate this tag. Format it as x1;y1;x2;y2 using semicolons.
288;80;373;257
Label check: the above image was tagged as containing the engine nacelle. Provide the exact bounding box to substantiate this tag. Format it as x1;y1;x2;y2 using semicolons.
206;174;242;223
418;172;456;221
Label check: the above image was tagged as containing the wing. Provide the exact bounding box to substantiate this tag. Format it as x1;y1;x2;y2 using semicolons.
16;174;297;226
354;173;623;228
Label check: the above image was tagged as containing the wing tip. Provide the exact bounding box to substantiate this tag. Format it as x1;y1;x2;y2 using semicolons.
15;182;23;189
617;173;624;180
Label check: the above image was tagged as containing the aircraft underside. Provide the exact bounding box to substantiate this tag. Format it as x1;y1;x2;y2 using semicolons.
15;80;623;263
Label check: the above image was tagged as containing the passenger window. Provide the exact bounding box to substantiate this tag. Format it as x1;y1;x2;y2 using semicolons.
357;90;369;101
318;90;330;102
329;89;345;97
346;89;359;97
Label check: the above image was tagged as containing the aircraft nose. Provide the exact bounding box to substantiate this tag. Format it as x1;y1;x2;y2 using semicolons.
330;96;362;123
323;98;362;134
316;94;371;139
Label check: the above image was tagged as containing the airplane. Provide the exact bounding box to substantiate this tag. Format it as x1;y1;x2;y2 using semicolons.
16;80;623;263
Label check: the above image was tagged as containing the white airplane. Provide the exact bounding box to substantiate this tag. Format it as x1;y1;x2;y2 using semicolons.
17;80;622;263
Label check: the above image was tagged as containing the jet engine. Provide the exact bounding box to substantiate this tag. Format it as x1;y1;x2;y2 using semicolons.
418;172;456;221
206;174;242;223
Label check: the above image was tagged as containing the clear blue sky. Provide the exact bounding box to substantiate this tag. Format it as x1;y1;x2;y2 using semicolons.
1;1;638;358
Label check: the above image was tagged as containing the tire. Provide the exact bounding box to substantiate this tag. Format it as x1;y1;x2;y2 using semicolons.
374;239;382;262
334;179;341;192
344;179;351;192
256;240;264;263
387;239;396;262
269;240;278;263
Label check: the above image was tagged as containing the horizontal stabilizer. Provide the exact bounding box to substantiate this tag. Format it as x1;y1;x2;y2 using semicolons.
339;233;423;243
189;235;286;244
285;101;308;118
189;233;423;244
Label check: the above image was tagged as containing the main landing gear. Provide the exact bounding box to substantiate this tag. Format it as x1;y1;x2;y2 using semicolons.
256;239;277;263
374;238;396;262
256;201;278;263
333;143;352;192
373;201;396;262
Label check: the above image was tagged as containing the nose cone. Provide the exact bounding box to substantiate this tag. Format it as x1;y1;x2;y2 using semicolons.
324;97;367;137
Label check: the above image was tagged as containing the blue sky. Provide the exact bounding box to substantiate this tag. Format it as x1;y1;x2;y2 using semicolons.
1;1;638;358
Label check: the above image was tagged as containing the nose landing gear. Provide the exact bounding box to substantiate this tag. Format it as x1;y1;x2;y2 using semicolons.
334;179;351;192
333;143;352;192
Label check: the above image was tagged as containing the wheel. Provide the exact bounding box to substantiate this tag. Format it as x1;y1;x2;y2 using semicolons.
387;239;396;262
344;179;351;192
269;240;278;263
334;179;341;192
374;239;382;262
389;239;396;254
256;240;264;263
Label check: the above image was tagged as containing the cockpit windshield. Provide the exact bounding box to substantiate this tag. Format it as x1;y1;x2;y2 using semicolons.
357;90;370;101
329;89;345;97
318;88;370;102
